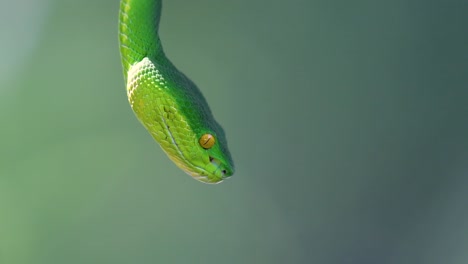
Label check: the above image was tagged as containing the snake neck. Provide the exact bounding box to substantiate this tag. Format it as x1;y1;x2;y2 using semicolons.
119;0;164;76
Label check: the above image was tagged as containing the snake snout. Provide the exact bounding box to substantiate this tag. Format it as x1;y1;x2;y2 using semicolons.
209;156;232;178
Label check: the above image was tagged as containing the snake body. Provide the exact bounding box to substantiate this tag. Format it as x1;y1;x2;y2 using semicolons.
118;0;234;183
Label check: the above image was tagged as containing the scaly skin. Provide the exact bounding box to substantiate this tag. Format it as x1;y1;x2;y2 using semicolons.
118;0;234;183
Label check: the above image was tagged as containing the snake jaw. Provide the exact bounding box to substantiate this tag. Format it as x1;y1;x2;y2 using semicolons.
179;155;232;184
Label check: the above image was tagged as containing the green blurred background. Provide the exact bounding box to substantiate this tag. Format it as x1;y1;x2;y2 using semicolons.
1;0;467;263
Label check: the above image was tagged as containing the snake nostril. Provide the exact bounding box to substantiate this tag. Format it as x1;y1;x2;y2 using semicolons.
209;156;214;162
222;170;227;175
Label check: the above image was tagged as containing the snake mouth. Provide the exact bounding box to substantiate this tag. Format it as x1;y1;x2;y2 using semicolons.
172;154;228;184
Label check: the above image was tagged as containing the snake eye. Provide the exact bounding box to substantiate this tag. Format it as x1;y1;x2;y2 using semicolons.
199;134;215;149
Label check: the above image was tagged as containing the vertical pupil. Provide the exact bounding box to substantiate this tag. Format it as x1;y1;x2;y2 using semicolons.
204;137;211;145
199;134;215;149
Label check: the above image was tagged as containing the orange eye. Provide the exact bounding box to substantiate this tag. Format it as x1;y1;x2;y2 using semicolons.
199;134;215;149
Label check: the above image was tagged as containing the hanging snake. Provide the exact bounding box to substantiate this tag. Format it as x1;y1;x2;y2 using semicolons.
118;0;234;183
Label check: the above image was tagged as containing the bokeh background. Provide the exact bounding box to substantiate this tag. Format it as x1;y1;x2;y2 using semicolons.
1;0;467;263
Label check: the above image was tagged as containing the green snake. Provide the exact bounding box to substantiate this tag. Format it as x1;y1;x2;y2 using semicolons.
118;0;234;183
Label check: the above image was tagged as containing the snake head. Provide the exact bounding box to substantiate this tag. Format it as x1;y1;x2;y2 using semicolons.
127;58;234;184
162;129;234;184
